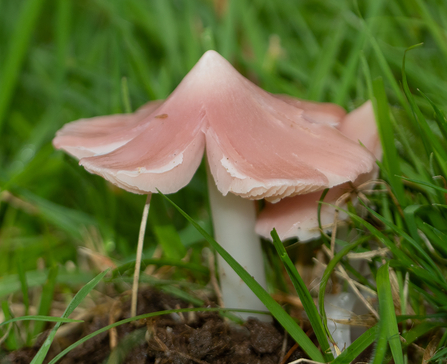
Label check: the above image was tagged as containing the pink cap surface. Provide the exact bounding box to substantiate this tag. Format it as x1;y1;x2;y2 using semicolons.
256;101;381;241
53;51;376;198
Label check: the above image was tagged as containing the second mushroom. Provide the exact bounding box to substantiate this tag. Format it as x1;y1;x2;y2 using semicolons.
53;50;376;321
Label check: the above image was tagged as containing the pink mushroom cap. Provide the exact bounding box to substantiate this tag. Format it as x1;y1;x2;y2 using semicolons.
255;101;382;241
53;51;376;201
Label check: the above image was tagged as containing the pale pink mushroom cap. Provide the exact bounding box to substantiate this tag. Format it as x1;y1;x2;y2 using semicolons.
256;101;381;241
53;51;375;199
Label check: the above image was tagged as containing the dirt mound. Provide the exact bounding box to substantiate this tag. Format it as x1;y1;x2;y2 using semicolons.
4;288;308;364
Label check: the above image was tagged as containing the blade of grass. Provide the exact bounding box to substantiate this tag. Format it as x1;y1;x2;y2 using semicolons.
376;263;404;364
0;270;95;299
372;311;389;364
359;200;446;285
368;36;410;114
30;269;109;364
111;258;209;278
1;301;19;350
431;347;447;362
419;90;447;141
400;176;447;194
0;0;46;132
307;21;346;101
159;191;324;362
402;44;447;174
219;0;240;59
0;316;82;327
418;223;447;256
401;321;445;348
411;0;447;59
335;0;386;104
160;285;203;307
332;325;378;363
372;77;406;206
153;0;183;78
271;229;332;362
327;204;437;283
33;266;59;337
403;204;422;243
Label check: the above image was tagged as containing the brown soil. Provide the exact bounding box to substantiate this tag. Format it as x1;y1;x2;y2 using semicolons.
3;288;310;364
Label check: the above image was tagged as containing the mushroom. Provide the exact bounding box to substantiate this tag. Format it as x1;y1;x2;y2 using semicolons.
256;101;382;242
53;51;376;321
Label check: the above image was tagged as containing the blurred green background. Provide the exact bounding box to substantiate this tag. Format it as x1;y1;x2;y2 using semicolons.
0;0;446;296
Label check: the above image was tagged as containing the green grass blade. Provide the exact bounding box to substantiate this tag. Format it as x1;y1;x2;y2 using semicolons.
400;176;447;194
368;36;410;114
372;314;389;364
401;321;445;348
327;204;436;283
402;44;447;173
111;258;209;278
0;316;82;327
271;229;332;362
219;0;240;59
1;301;18;350
33;266;59;337
418;90;447;141
403;204;422;243
372;77;406;206
431;347;447;362
332;325;378;364
307;21;346;101
360;200;446;285
159;192;324;362
0;0;46;132
30;269;109;364
376;263;404;364
418;223;447;256
411;0;447;59
160;285;203;307
16;250;30;316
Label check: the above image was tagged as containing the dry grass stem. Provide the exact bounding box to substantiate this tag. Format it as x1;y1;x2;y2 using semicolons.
322;245;379;319
313;257;377;297
286;359;323;364
108;299;122;350
278;330;288;364
131;193;152;318
422;330;442;364
346;247;390;260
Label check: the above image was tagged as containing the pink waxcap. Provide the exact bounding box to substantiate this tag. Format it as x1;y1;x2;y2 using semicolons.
53;101;163;159
256;100;381;241
53;51;376;198
273;95;346;127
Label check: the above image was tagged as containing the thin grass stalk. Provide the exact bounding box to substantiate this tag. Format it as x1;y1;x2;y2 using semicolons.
131;194;152;318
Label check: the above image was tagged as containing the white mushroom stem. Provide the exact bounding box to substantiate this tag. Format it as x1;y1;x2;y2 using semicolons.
206;169;271;322
324;292;368;356
131;193;152;317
